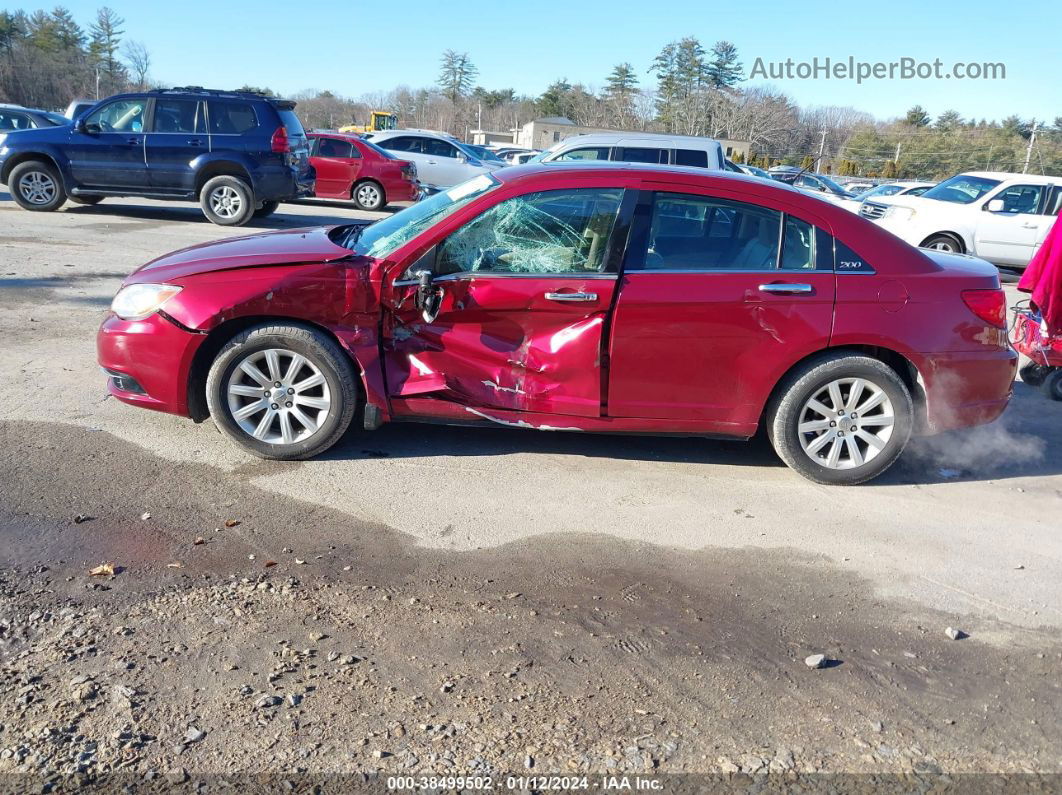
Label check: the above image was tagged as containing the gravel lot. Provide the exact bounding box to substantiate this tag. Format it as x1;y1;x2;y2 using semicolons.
0;192;1060;785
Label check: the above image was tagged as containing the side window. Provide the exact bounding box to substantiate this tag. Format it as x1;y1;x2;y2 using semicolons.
437;189;624;276
424;138;458;158
616;147;667;164
1047;188;1062;216
207;100;257;134
0;111;32;130
152;99;203;134
780;216;816;270
675;149;709;168
316;138;355;158
990;184;1044;215
554;147;610;162
795;175;824;191
637;193;781;271
86;99;147;132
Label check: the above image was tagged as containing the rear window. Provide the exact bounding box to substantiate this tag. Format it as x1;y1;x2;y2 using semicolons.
359;137;396;159
675;149;709;168
277;108;305;137
207;100;257;134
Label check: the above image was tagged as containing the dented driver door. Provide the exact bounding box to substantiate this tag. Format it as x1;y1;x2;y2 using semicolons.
382;187;634;418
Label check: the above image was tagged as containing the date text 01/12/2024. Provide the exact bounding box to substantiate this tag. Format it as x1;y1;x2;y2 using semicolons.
386;775;664;790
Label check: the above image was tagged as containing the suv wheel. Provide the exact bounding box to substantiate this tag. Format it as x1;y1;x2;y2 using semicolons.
767;354;913;485
9;160;66;212
922;234;962;253
353;180;385;211
205;323;359;459
200;175;255;226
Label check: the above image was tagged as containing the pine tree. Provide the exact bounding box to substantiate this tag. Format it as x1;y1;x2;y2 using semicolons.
605;63;637;99
437;50;478;103
89;7;127;95
799;154;814;170
904;105;931;126
881;160;898;178
705;41;743;89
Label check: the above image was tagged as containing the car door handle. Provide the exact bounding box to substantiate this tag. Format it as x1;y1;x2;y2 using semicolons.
758;283;814;295
187;138;203;146
1021;222;1038;229
126;137;141;145
545;291;598;302
426;160;437;164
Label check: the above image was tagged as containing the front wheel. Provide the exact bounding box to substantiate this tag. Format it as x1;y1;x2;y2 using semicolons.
9;160;66;212
205;323;359;459
200;175;255;226
768;354;913;485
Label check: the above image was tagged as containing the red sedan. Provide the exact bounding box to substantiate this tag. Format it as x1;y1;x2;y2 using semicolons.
97;164;1016;484
308;132;418;211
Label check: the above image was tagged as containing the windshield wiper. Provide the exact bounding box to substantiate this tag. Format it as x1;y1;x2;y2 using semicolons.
343;223;367;249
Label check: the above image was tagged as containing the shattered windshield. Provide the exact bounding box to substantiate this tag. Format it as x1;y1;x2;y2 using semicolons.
344;174;499;259
436;189;624;275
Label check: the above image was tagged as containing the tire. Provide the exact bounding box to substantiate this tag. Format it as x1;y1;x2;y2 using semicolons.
767;353;914;485
352;180;385;211
1041;369;1062;402
253;200;280;218
8;160;66;212
199;175;255;226
921;233;962;253
69;195;103;206
205;323;359;460
1019;361;1048;387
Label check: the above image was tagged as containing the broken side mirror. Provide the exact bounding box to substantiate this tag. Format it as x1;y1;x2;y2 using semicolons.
415;269;442;323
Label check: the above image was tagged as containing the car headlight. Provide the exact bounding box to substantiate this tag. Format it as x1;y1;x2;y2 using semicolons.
110;283;182;321
884;205;915;221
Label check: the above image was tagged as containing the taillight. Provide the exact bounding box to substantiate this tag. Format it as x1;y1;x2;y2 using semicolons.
961;289;1006;328
270;126;290;154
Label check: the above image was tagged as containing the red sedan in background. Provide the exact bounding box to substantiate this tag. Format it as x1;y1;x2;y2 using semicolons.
308;132;419;211
97;164;1016;485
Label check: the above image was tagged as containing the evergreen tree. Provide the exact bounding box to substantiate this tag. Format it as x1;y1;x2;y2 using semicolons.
437;50;477;103
537;78;574;118
705;40;743;89
89;6;126;95
904;105;931;126
604;63;637;99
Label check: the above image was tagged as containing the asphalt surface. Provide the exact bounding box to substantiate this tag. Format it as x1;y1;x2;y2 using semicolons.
0;191;1060;778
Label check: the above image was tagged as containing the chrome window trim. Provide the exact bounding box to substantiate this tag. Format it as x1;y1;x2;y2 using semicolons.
392;272;619;287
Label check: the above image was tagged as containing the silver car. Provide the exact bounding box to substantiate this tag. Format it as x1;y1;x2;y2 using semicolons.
365;129;502;191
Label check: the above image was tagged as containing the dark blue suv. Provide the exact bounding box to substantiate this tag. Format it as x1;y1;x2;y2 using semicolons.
0;87;314;226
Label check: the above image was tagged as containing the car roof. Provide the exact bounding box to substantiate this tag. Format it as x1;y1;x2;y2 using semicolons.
374;129;457;141
553;132;722;148
960;171;1058;184
496;161;807;194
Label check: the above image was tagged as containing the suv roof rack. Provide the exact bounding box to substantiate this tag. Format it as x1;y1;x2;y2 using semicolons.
153;86;274;98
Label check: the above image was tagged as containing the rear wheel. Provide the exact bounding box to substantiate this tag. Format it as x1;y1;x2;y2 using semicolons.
1019;361;1049;387
9;160;66;212
200;175;255;226
921;233;962;253
352;180;385;211
1041;369;1062;401
205;323;359;459
768;354;913;485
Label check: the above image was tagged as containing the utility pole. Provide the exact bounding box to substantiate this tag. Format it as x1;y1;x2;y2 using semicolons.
817;129;827;168
1023;121;1038;174
94;66;100;100
894;142;902;163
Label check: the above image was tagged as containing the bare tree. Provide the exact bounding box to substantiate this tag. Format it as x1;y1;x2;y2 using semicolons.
122;40;149;90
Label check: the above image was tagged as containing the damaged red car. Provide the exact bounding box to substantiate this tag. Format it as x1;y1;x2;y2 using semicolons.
97;164;1016;484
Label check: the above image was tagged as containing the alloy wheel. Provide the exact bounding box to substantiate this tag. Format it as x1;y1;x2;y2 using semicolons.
17;171;57;205
797;377;895;470
226;348;332;445
209;185;244;219
356;184;381;207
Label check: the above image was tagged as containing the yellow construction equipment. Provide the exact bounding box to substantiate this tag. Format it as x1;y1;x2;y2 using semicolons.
338;111;398;134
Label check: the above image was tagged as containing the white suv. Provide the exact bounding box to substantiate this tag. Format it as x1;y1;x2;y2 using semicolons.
365;129;502;191
534;133;726;171
862;171;1061;267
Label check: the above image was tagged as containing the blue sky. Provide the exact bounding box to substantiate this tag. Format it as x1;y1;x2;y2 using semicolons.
30;0;1062;122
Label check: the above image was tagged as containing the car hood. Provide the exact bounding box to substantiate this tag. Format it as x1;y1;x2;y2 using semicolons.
129;225;360;284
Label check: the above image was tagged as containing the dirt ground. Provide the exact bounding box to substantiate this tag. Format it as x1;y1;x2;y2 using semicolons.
0;193;1060;789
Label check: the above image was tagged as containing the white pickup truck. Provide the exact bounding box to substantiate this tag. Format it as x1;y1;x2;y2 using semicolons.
861;171;1060;268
